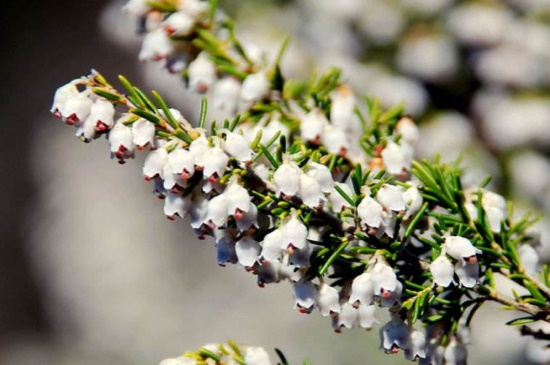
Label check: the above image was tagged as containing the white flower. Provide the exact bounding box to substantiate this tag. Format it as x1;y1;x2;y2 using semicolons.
370;262;401;305
224;131;253;162
288;243;313;268
235;203;258;232
301;109;329;141
280;211;308;251
306;162;334;193
214;229;238;266
59;92;93;125
202;146;229;182
321;125;349;155
381;141;413;175
167;148;195;179
240;72;270;103
403;185;423;219
443;337;467;365
380;317;410;354
177;0;208;17
299;173;323;208
51;81;79;116
445;236;480;265
162;162;186;191
162;11;195;36
190;196;209;230
430;254;454;287
143;148;169;180
273;161;302;196
235;236;261;269
139;28;174;61
454;261;479;288
205;194;229;228
317;283;341;317
259;229;284;263
358;305;377;329
256;261;281;287
88;99;115;132
405;330;427;361
189;134;210;168
158;356;196;365
132;118;156;149
75;115;97;141
188;53;217;94
519;244;539;275
357;196;383;228
242;346;272;365
338;302;359;329
164;192;191;220
396;116;419;144
329;85;356;131
349;272;374;306
223;180;252;217
108;119;135;162
376;184;406;211
213;77;241;113
293;280;316;313
123;0;150;16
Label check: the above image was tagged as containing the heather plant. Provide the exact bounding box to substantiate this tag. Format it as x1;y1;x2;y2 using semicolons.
51;1;550;364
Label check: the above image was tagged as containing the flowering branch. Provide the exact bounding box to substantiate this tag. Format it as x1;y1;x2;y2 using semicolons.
50;0;550;364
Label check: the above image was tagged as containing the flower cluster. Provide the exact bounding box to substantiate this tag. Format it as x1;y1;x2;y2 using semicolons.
159;341;272;365
50;1;550;364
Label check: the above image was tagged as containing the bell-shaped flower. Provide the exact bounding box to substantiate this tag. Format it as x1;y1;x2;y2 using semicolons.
338;302;359;329
329;182;353;213
162;11;194;36
317;283;341;317
235;236;261;269
108;120;135;163
381;141;413;175
293;280;317;313
403;185;423;219
123;0;150;16
376;184;406;211
256;261;280;287
273;161;302;197
213;77;241;113
321;125;349;155
162;163;186;191
240;71;270;103
280;211;308;251
163;192;191;220
455;261;479;288
132;118;156;149
357;196;383;228
329;85;356;132
205;194;229;228
380;317;410;354
370;262;401;305
143;148;169;180
188;53;217;94
396;116;419;144
139;28;174;61
259;229;284;263
190;196;209;230
288;243;313;268
59;92;93;125
301;109;328;142
349;272;374;307
299;173;323;208
443;337;467;365
91;99;115;131
158;356;196;365
445;236;480;265
306;162;334;193
214;228;238;266
430;254;455;287
51;81;79;116
405;330;427;361
235;203;258;232
75;116;97;142
482;191;507;233
358;304;377;329
202;146;229;182
189;134;210;168
177;0;208;17
242;346;272;365
224;131;253;162
167;148;195;180
223;180;252;217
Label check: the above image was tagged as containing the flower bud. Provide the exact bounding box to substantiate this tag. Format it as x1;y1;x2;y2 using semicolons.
139;28;174;61
162;11;194;36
